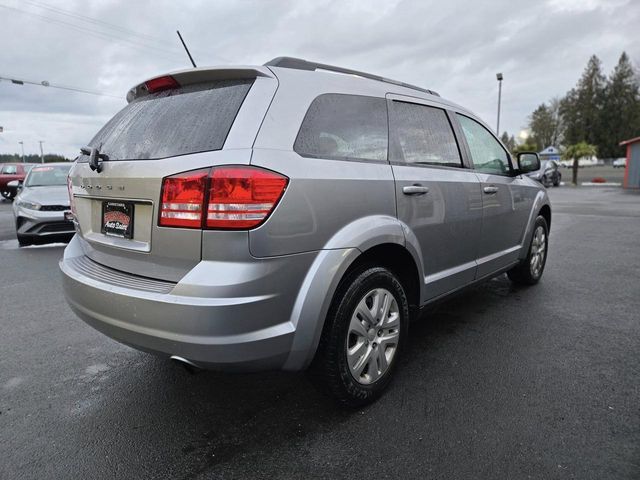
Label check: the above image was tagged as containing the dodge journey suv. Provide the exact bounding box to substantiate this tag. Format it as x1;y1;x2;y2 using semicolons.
61;57;550;406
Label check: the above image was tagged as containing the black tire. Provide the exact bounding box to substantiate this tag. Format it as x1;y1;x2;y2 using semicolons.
508;215;548;285
310;266;409;408
1;189;15;201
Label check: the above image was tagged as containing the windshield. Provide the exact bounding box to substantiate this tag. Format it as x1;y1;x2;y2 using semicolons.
25;164;72;187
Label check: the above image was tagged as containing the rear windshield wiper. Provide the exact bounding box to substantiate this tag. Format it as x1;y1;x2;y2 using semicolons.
80;145;109;172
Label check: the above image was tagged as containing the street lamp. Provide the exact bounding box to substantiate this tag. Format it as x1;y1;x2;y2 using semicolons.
39;141;45;163
496;72;503;135
18;141;25;163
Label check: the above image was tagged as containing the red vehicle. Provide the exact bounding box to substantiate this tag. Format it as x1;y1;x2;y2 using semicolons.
1;163;36;200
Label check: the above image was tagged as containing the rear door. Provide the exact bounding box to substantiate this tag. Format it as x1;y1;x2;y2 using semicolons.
388;95;482;300
454;113;534;277
69;71;277;282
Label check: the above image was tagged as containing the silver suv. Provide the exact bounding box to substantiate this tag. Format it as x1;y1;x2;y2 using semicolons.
61;57;550;406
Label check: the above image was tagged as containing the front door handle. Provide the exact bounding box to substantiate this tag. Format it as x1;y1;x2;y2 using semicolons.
403;185;429;196
483;186;499;194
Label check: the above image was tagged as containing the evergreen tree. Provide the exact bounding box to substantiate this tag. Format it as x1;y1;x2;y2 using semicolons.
560;55;606;147
600;52;640;158
500;132;516;153
529;100;562;150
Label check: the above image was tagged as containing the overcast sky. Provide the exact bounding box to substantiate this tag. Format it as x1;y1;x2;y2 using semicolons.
0;0;638;158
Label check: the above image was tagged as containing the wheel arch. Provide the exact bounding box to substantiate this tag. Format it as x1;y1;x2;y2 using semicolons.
539;204;551;232
283;216;424;371
337;243;421;314
519;190;552;260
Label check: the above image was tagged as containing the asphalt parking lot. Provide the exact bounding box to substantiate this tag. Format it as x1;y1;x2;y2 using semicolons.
1;186;639;479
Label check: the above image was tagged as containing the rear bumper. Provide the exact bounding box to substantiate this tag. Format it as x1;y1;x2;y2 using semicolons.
60;235;319;371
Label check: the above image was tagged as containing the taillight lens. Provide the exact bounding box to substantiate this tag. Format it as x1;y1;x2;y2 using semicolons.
158;166;288;230
145;75;179;93
206;167;288;229
159;169;208;228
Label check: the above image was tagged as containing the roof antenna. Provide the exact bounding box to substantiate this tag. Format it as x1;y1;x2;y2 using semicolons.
176;30;197;68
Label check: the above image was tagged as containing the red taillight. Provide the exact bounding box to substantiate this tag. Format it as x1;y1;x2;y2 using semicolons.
145;75;179;93
158;166;288;230
206;167;288;229
159;169;208;228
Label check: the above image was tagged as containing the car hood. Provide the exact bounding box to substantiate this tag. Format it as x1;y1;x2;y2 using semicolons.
18;185;70;206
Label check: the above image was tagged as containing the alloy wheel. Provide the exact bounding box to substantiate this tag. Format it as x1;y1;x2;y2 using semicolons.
346;288;400;385
530;225;547;279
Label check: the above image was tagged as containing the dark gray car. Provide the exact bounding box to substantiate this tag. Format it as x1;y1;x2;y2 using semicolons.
526;159;562;187
60;58;551;406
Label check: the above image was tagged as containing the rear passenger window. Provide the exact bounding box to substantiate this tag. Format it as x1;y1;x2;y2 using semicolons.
389;101;462;167
294;94;387;162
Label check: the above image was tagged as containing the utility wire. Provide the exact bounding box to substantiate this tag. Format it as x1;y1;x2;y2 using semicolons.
0;75;123;99
22;0;172;45
0;3;186;63
8;0;231;64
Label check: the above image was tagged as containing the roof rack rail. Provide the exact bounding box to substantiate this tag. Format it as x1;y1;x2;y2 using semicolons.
264;56;439;97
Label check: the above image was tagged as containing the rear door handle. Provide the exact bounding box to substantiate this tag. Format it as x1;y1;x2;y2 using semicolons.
402;185;429;196
483;186;498;194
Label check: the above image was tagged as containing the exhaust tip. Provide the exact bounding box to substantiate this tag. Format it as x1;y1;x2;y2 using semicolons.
170;355;202;374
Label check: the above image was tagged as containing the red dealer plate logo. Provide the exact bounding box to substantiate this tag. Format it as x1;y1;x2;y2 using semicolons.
101;201;134;239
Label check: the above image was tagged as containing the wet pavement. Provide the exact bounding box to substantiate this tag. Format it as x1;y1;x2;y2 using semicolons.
1;187;639;479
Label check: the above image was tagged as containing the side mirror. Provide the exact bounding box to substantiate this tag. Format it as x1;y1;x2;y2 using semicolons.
7;180;22;190
516;152;541;174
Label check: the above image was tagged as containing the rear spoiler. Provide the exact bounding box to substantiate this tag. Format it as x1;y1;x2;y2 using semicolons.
126;66;274;103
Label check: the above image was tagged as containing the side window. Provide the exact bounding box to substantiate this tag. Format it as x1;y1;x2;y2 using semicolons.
389;101;463;167
2;165;17;175
294;94;387;162
457;114;511;175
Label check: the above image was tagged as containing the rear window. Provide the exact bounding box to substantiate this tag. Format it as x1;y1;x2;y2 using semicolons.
294;94;388;162
86;79;254;161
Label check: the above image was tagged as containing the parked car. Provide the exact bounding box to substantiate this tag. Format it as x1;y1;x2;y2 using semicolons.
613;157;627;168
12;163;75;246
60;57;551;406
526;160;562;187
559;157;598;168
1;163;36;200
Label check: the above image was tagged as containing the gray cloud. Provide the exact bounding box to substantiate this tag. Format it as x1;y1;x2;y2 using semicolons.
0;0;638;157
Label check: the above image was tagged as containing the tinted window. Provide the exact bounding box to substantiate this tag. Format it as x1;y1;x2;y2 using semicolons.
457;114;511;175
25;164;72;187
389;101;462;167
294;94;387;162
87;79;254;161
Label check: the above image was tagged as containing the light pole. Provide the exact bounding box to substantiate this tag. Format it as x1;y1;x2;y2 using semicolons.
496;72;503;135
39;141;45;163
18;141;25;163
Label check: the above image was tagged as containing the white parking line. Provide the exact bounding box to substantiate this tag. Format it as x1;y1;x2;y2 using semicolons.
0;239;67;250
581;182;621;186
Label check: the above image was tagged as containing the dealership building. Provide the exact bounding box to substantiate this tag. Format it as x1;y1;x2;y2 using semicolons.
620;137;640;189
